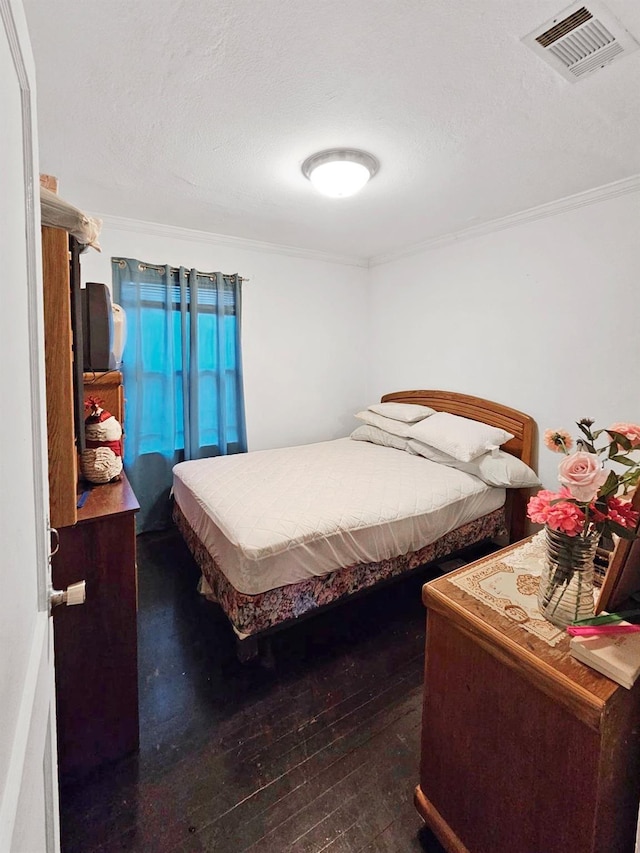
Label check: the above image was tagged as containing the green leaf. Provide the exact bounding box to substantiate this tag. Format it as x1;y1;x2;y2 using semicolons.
599;531;614;551
611;455;636;467
577;422;595;443
577;438;596;454
620;471;640;490
607;430;633;452
599;470;620;498
607;520;639;540
572;612;626;626
574;609;640;626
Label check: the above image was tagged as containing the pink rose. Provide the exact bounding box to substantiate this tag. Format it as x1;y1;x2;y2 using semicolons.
557;452;608;503
609;422;640;448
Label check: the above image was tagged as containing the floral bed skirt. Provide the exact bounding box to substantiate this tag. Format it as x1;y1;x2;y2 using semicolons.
172;501;508;639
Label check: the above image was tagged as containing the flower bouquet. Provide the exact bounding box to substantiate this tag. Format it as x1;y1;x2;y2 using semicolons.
528;420;640;627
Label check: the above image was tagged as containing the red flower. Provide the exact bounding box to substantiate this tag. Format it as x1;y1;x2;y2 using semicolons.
606;496;640;530
545;501;585;537
527;490;557;525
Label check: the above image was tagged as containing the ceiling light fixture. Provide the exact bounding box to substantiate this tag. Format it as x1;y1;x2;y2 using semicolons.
302;148;379;198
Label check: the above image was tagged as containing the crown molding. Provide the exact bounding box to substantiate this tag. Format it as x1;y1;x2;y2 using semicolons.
96;213;369;268
368;174;640;268
94;174;640;270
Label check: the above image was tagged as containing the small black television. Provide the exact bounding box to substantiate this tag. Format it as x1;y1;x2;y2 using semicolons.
82;282;116;372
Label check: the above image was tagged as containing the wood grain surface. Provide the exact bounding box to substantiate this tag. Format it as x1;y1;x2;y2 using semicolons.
42;225;77;528
82;370;124;424
424;540;620;728
380;389;536;466
39;173;58;192
53;474;140;778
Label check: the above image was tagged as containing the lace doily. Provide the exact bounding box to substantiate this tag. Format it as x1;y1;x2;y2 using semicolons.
448;535;565;647
501;530;546;570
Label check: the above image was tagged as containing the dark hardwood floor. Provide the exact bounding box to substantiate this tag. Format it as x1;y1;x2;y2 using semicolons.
58;529;493;852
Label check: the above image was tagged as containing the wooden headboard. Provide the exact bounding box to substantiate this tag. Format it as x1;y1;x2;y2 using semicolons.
381;390;537;542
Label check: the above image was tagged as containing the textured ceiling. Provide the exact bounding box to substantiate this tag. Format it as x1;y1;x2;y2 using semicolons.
23;0;640;259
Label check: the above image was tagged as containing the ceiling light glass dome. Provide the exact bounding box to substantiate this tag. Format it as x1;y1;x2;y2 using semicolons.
302;149;379;198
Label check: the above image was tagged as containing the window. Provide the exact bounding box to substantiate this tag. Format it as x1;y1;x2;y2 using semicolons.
112;259;247;531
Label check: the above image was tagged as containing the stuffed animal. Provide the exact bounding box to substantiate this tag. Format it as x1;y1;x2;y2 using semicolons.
80;396;123;484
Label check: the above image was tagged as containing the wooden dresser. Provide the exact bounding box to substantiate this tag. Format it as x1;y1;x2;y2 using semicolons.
52;475;140;777
416;538;640;853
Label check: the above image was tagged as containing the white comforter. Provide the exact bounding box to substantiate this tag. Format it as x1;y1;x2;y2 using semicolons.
172;438;504;595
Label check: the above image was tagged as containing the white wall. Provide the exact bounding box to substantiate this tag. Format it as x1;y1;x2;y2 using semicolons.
80;223;369;451
78;190;640;486
367;191;640;490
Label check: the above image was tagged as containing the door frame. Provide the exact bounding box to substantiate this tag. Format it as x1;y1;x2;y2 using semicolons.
0;0;59;850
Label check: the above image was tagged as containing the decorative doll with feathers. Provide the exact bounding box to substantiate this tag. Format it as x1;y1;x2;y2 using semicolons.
80;396;123;484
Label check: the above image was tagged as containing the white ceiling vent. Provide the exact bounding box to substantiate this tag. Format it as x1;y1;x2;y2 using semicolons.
523;2;639;82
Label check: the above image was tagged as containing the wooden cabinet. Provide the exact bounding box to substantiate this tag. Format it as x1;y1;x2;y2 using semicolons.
40;180;140;778
52;475;140;778
415;538;640;853
42;224;77;528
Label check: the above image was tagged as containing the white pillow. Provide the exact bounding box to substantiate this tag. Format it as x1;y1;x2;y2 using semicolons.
350;425;413;453
367;402;436;423
408;412;514;462
406;440;461;466
354;410;414;438
476;451;541;489
408;440;540;488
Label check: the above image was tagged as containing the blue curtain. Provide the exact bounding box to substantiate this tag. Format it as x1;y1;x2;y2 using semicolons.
112;258;247;532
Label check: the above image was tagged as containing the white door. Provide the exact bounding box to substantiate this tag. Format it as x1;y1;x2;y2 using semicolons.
0;1;60;851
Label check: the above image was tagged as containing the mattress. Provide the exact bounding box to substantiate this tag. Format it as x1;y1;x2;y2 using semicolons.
172;438;505;596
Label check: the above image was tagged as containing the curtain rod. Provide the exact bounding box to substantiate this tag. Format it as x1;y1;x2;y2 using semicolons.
114;259;249;281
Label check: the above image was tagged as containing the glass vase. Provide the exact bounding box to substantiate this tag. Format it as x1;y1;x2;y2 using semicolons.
537;526;599;629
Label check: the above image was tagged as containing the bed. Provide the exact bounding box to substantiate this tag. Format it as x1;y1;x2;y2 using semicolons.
172;390;536;659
